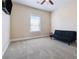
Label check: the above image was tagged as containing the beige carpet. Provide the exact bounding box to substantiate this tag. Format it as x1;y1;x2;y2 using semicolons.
3;37;77;59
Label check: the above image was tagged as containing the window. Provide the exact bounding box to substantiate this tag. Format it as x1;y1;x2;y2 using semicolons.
30;15;41;32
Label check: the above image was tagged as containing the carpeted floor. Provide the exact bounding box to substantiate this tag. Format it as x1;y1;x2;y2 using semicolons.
3;37;77;59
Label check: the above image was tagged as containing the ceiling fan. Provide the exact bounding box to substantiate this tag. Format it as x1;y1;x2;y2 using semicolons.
41;0;54;5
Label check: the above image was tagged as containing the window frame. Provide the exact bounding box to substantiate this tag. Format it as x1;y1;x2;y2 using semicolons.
29;14;41;32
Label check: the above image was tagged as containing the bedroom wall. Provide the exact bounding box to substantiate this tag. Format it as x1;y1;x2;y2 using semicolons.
10;3;51;41
2;11;10;55
51;0;77;33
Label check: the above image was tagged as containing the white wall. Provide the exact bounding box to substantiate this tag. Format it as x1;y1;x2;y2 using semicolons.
51;0;77;33
2;11;10;56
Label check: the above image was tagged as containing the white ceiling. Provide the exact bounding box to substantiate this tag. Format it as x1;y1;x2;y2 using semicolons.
12;0;74;12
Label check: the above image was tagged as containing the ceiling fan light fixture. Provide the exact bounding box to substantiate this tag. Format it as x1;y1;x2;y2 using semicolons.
46;0;49;2
40;0;54;5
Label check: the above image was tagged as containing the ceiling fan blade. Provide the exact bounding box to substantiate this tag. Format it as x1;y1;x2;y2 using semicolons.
41;0;45;4
49;0;54;5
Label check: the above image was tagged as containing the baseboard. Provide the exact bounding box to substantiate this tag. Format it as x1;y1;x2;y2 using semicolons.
11;35;49;42
2;41;9;56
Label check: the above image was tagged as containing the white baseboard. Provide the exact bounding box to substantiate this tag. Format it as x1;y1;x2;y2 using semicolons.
11;35;49;42
2;41;9;56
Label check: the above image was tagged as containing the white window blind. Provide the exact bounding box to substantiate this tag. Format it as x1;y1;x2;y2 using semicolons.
30;15;41;32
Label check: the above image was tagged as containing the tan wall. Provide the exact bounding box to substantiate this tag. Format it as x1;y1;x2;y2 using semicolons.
10;3;51;40
51;0;77;33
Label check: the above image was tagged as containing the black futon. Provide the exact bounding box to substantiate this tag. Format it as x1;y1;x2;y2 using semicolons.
51;30;76;45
